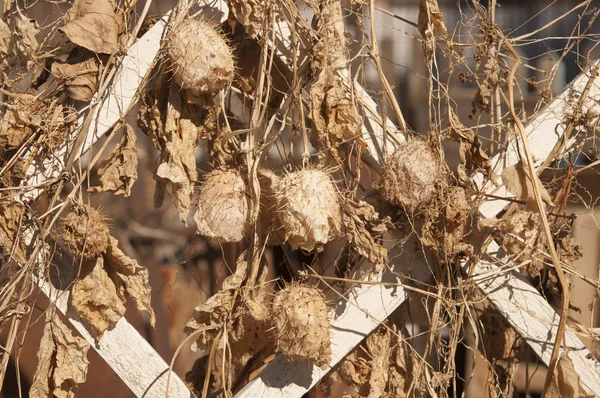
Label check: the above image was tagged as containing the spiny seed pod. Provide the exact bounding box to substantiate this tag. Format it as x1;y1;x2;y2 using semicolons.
166;19;234;95
62;205;110;260
380;140;440;213
194;169;249;242
275;169;341;252
272;283;331;369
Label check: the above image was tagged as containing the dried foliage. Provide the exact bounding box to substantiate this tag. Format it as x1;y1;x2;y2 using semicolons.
30;313;90;398
0;0;599;397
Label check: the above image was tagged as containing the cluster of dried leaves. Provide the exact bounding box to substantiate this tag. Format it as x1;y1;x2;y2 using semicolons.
0;0;598;397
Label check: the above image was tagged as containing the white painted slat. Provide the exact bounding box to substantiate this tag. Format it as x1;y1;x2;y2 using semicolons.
476;242;600;396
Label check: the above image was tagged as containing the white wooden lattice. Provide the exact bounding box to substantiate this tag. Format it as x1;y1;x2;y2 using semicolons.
14;1;600;397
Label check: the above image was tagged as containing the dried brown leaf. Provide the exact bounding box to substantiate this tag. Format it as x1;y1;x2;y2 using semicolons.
30;313;90;398
0;95;36;150
0;18;9;60
418;0;448;38
365;327;391;398
228;0;265;38
52;52;100;102
90;123;138;196
60;0;122;54
0;197;25;260
70;256;126;338
470;47;500;117
546;354;588;398
311;71;363;151
154;85;201;223
448;108;491;185
342;199;391;273
105;237;155;326
501;161;554;211
14;13;39;65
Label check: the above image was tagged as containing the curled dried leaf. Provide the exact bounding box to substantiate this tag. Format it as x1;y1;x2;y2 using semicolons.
90;123;138;197
418;0;448;38
14;13;39;66
448;108;491;185
105;237;155;326
52;51;100;102
70;256;126;338
60;0;122;54
0;197;26;263
546;354;588;398
30;313;90;398
342;199;392;273
470;46;500;117
0;18;9;61
310;71;363;158
0;94;37;151
153;85;202;223
228;0;265;38
501;161;554;211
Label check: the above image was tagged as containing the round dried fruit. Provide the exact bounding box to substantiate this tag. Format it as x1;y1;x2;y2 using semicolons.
166;19;234;94
272;283;331;369
62;205;110;260
275;169;341;252
194;169;249;242
380;140;440;212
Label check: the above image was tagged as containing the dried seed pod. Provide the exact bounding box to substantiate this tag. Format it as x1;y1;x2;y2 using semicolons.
272;283;331;369
194;169;249;242
380;140;440;213
62;205;110;259
275;169;341;252
166;19;234;95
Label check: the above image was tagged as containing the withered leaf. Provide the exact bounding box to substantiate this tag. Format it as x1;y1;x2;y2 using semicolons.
90;123;138;196
418;0;448;38
60;0;122;54
365;327;391;398
0;18;9;59
14;13;39;66
310;71;364;161
105;237;155;326
228;0;265;38
30;313;90;398
0;197;26;262
546;354;588;398
154;85;201;223
342;199;392;273
501;161;554;211
52;52;99;102
70;256;126;338
448;108;491;185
